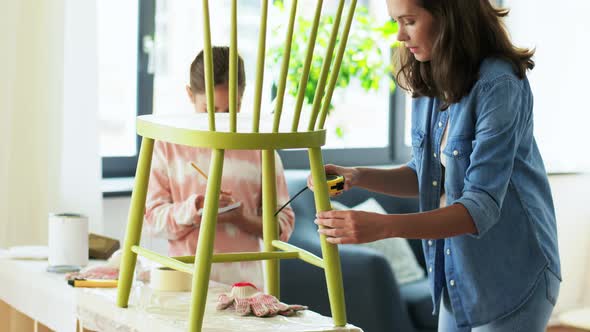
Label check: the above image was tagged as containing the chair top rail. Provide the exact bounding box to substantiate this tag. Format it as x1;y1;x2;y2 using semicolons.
137;113;326;150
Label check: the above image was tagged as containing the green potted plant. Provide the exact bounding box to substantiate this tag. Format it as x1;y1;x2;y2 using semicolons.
268;2;398;137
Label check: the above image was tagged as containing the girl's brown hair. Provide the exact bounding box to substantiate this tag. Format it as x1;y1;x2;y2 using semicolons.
395;0;534;109
190;46;246;96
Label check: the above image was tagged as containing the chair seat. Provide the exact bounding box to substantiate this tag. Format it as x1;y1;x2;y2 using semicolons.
137;113;326;150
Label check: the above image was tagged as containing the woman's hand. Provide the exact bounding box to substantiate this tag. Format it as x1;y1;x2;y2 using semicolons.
306;164;359;194
314;209;391;244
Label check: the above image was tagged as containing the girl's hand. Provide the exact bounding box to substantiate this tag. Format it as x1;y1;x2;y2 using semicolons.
218;205;263;237
194;189;234;211
314;209;390;244
306;164;359;194
217;191;235;208
217;202;244;224
215;190;243;224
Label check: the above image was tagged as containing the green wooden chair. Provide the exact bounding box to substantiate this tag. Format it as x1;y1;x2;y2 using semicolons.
116;0;358;331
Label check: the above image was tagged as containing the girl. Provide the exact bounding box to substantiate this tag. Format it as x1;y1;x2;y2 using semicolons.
145;46;295;289
313;1;560;330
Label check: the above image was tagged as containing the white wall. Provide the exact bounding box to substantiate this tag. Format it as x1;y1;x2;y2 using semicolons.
504;0;590;173
59;0;104;234
0;1;65;247
103;197;168;254
548;174;590;316
0;0;102;247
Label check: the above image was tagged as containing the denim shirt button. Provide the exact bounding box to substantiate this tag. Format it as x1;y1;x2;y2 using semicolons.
446;248;451;255
438;121;443;127
428;240;433;246
453;150;459;156
428;265;433;273
450;279;456;287
432;181;438;187
433;152;437;158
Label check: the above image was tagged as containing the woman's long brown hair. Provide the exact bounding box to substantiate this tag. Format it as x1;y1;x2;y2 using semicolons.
395;0;534;109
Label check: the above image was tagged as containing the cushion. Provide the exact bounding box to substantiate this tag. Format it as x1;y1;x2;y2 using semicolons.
331;198;425;285
399;278;438;329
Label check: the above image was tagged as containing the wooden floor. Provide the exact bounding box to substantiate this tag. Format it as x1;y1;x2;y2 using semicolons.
1;300;92;332
547;326;589;332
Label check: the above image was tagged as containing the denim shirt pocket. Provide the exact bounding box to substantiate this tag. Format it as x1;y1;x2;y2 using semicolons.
411;130;426;167
442;138;473;198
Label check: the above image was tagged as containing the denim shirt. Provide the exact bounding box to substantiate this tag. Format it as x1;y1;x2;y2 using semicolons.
407;58;561;327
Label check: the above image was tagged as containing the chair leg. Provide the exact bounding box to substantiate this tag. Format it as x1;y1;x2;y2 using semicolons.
117;137;154;308
262;149;279;297
188;149;225;332
308;147;347;327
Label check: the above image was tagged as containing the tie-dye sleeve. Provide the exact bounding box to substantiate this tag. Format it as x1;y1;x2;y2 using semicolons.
144;142;202;240
274;152;295;242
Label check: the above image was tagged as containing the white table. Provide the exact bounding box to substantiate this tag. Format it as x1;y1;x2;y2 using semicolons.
0;258;363;332
78;282;362;332
0;259;78;332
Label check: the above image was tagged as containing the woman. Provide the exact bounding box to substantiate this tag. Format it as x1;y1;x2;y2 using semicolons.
312;0;560;330
145;46;294;289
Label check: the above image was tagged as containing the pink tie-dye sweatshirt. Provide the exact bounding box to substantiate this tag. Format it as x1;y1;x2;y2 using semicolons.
144;141;295;289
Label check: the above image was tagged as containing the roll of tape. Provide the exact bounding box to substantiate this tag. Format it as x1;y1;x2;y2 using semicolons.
150;267;192;292
48;213;88;270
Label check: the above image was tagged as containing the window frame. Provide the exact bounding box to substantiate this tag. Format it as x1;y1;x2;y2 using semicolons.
102;0;155;178
101;0;410;178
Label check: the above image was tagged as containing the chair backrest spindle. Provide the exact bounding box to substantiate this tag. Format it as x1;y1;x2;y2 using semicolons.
252;0;269;133
291;0;324;132
272;0;298;133
201;0;216;131
307;0;345;131
318;0;358;130
229;0;238;132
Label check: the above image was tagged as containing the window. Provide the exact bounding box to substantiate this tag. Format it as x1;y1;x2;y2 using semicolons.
97;0;138;158
99;0;410;177
99;0;155;177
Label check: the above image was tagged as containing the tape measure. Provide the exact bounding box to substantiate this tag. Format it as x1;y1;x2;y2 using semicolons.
274;174;345;216
326;174;345;196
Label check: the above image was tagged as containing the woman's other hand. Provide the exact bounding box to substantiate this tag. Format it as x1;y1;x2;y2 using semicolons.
314;209;391;244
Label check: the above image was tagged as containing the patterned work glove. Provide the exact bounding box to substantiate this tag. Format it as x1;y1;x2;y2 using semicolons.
217;282;307;317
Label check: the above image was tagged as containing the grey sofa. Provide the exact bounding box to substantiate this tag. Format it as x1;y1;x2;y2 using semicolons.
280;170;437;332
